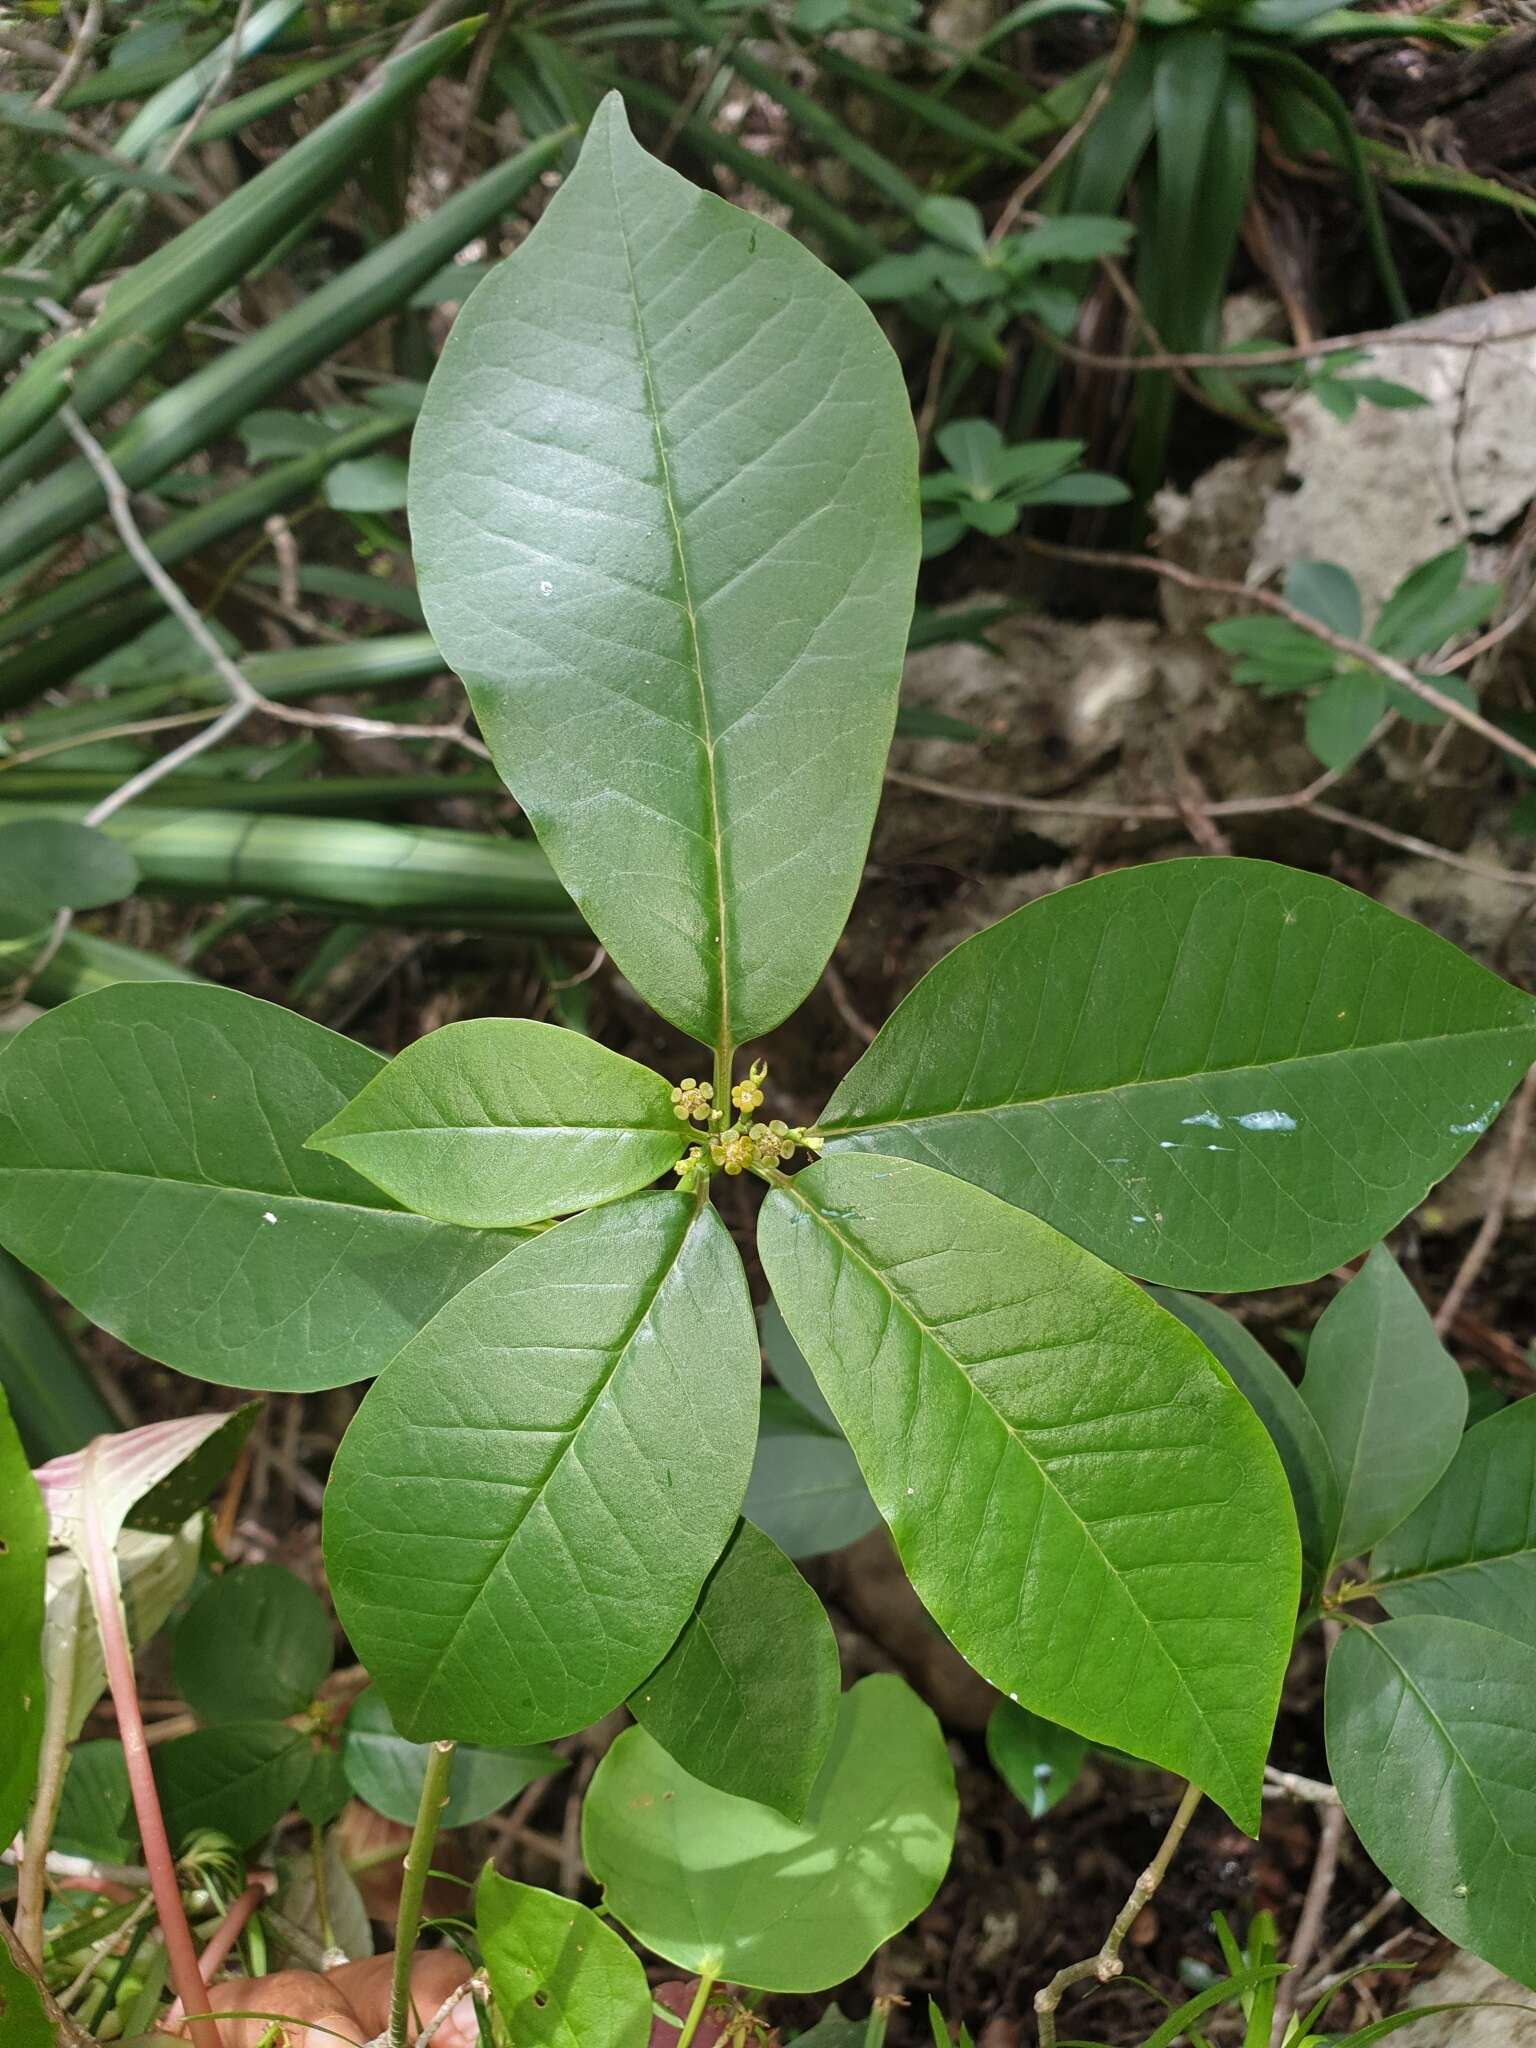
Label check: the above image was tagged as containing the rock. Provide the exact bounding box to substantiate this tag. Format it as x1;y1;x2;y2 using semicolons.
1403;1950;1536;2045
1155;290;1536;614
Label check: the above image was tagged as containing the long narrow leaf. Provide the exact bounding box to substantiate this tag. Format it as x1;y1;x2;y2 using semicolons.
0;804;585;932
0;130;575;578
0;22;477;474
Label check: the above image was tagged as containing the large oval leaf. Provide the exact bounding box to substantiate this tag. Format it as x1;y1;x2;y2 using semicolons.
1327;1616;1536;1990
819;859;1536;1291
306;1018;686;1228
628;1517;840;1821
1298;1245;1466;1569
324;1191;758;1747
741;1389;883;1561
1372;1398;1536;1644
477;1869;652;2048
409;93;919;1049
0;985;512;1391
758;1153;1299;1832
583;1673;956;1993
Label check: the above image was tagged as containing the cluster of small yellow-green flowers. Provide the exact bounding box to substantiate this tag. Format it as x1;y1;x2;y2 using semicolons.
670;1060;823;1180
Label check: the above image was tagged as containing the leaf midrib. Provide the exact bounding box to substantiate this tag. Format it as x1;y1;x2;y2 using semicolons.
609;140;731;1055
419;1204;698;1707
777;1176;1234;1795
821;1020;1534;1138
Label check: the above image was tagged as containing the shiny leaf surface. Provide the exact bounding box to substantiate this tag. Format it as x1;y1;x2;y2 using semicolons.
820;859;1536;1290
758;1154;1299;1831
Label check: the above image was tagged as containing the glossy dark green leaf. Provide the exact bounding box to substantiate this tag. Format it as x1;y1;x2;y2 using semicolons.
758;1154;1299;1832
173;1565;332;1725
1327;1616;1536;1989
986;1701;1087;1819
477;1868;651;2048
53;1740;137;1862
324;1192;759;1746
742;1390;883;1561
1151;1288;1337;1587
307;1018;685;1228
0;1389;46;1849
410;94;919;1049
154;1721;313;1851
341;1689;561;1830
1371;1398;1536;1643
628;1519;839;1820
0;984;513;1391
584;1674;956;1992
1299;1246;1466;1567
819;858;1536;1292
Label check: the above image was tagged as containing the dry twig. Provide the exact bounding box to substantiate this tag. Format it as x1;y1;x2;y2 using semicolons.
1034;1782;1203;2048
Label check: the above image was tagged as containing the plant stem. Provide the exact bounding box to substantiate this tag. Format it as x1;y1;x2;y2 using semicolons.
675;1968;719;2048
16;1600;80;1960
387;1739;455;2048
1034;1782;1203;2048
79;1466;223;2048
713;1038;734;1119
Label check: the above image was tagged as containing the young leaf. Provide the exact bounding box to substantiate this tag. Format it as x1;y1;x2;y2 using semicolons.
1284;560;1363;638
410;94;919;1051
818;858;1536;1292
477;1868;652;2048
914;195;988;256
153;1721;314;1851
173;1565;332;1725
0;984;513;1391
1327;1616;1536;1990
1371;1397;1536;1644
342;1688;561;1829
986;1701;1088;1819
1371;546;1496;663
46;1525;202;1745
324;1192;759;1746
1304;671;1386;770
1299;1246;1466;1567
0;1389;46;1850
583;1673;956;1992
758;1154;1299;1832
628;1518;840;1821
34;1408;258;1555
1151;1288;1337;1587
306;1018;686;1228
742;1390;883;1560
934;418;1005;496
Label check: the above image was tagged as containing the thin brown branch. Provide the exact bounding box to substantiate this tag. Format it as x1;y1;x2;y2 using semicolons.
36;0;105;110
1263;1766;1341;1807
55;403;489;829
1035;1782;1202;2048
1272;1623;1346;2046
992;0;1143;242
1021;315;1536;376
1291;1888;1405;2012
1435;1062;1536;1335
1019;537;1536;778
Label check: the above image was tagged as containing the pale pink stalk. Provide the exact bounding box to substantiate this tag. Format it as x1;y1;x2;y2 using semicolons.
163;1880;269;2024
81;1474;223;2048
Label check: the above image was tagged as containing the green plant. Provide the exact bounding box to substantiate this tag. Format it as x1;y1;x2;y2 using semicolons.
6;88;1536;2048
1207;547;1499;769
920;418;1130;555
